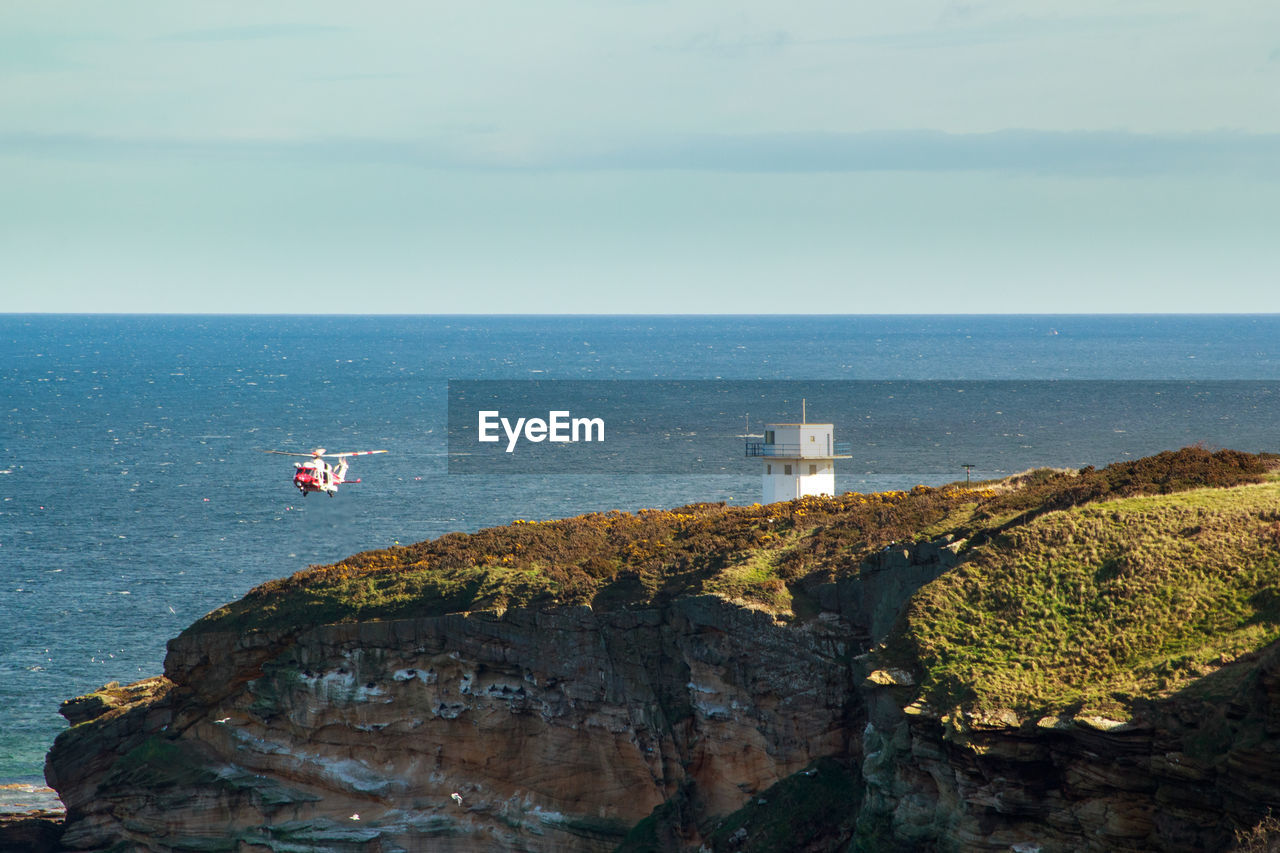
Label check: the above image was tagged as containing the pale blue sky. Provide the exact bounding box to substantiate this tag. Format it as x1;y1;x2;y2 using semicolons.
3;1;1279;313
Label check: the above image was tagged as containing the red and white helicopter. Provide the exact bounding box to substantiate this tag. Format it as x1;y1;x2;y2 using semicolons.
263;448;388;497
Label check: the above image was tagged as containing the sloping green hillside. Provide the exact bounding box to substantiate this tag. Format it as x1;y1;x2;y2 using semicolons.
890;481;1280;719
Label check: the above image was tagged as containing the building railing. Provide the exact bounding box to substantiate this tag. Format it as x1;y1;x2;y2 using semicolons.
745;441;851;458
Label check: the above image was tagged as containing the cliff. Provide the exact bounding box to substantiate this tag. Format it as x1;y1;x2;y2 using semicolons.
41;448;1280;852
861;480;1280;851
49;600;857;852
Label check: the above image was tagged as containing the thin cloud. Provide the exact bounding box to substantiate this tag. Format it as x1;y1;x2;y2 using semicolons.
3;129;1278;177
793;12;1188;51
308;72;414;83
658;29;793;56
156;24;347;43
0;35;87;73
572;130;1280;176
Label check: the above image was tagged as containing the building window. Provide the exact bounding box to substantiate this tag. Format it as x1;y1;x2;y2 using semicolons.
809;464;817;475
766;464;772;475
784;464;792;476
764;430;775;445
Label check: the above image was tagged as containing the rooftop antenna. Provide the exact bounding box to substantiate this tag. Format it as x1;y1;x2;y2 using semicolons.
802;398;807;424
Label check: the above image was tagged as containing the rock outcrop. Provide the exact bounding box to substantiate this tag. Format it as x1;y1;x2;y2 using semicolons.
48;598;861;852
858;641;1280;852
0;811;64;853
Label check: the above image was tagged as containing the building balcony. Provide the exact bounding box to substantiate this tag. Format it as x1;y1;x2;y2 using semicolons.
745;441;851;458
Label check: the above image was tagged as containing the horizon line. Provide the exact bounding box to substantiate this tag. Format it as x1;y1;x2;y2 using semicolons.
4;311;1280;319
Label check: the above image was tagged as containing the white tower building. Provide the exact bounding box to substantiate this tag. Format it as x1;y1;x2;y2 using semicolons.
745;409;850;503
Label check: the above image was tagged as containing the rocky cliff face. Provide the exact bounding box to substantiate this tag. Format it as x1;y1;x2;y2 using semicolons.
47;597;863;852
859;640;1280;852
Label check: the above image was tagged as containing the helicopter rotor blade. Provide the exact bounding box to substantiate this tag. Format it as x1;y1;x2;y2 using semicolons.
263;449;388;458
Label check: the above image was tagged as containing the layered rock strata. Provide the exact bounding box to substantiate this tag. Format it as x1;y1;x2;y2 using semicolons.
48;598;859;852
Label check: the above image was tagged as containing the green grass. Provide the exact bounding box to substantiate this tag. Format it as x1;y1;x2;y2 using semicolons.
700;549;793;611
890;482;1280;719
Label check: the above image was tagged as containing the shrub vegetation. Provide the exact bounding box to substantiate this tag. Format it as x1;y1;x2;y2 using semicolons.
195;487;984;634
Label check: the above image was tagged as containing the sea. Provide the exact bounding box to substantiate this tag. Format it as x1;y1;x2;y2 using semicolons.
4;313;1280;814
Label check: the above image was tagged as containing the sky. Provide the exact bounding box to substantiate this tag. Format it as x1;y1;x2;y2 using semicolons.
3;1;1280;314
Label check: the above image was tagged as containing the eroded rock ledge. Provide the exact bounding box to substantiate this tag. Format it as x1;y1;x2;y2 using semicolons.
48;598;860;852
858;640;1280;852
51;587;1280;853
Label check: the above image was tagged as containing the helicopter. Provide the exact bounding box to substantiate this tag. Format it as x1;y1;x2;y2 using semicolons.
263;448;388;497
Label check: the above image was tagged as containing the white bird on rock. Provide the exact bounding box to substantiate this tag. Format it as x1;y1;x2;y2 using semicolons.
451;792;463;806
350;814;360;821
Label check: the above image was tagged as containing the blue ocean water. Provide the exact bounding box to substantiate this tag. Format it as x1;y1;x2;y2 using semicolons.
3;314;1280;812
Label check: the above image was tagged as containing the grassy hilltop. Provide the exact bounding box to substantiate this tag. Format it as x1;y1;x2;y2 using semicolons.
194;447;1280;720
894;481;1280;718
